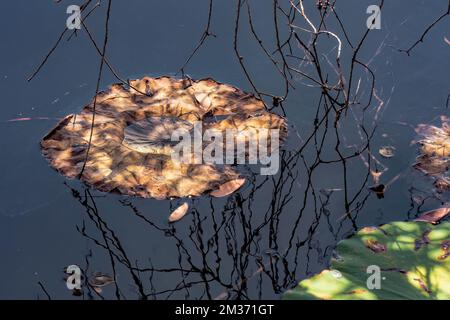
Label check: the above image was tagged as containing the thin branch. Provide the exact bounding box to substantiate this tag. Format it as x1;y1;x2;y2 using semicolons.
400;1;450;55
79;0;112;177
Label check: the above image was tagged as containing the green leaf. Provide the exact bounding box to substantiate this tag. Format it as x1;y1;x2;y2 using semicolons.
283;221;450;300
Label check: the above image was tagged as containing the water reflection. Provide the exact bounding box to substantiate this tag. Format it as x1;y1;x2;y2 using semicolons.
1;0;449;299
61;136;377;299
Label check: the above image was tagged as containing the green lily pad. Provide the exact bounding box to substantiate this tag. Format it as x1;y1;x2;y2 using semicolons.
284;221;450;300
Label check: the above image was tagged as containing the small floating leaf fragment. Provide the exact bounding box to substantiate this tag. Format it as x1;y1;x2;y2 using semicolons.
88;272;114;294
8;117;32;122
88;272;114;287
168;202;189;223
369;184;385;199
210;178;246;197
414;207;450;224
434;177;450;192
438;241;450;260
7;117;57;122
214;292;229;300
379;146;395;158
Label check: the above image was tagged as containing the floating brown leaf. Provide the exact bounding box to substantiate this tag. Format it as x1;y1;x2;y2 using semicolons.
210;178;246;197
88;272;114;294
414;207;450;224
414;155;449;176
379;146;395;158
413;117;450;193
40;77;287;199
168;202;189;223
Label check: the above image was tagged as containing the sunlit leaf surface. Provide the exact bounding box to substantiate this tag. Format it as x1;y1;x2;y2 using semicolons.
284;221;450;300
41;77;287;199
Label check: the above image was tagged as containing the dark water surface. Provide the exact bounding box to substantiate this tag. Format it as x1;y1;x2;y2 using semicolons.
0;0;449;299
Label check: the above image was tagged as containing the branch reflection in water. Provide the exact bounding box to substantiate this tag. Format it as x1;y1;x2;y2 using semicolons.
64;135;374;299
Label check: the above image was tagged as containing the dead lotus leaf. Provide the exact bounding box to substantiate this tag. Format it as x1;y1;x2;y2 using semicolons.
210;178;246;197
413;116;450;192
168;202;189;223
41;77;287;199
415;117;450;158
88;272;115;287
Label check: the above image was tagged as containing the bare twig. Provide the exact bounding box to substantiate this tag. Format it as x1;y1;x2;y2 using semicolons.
400;1;450;55
79;0;112;177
